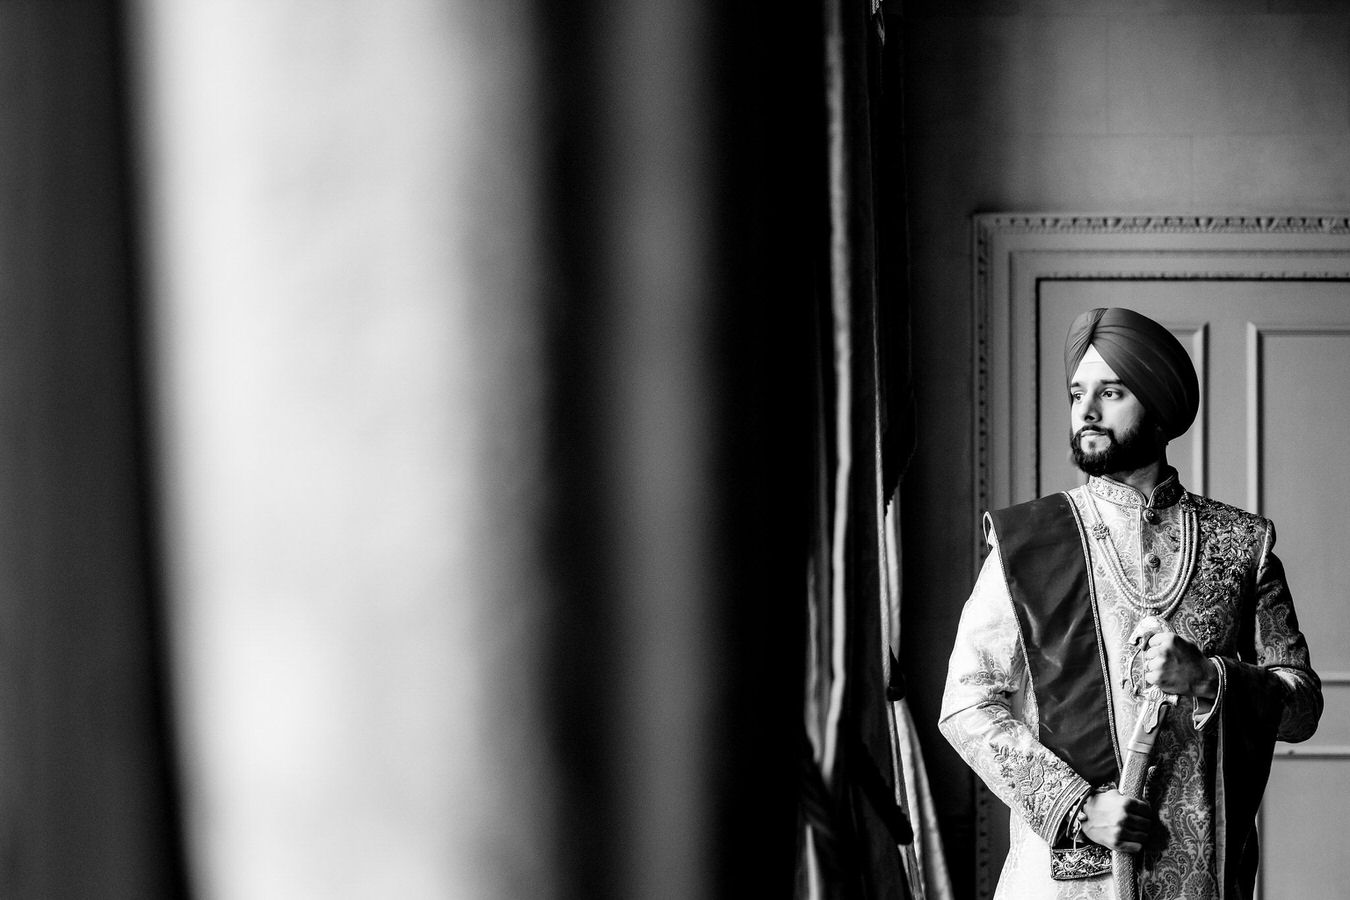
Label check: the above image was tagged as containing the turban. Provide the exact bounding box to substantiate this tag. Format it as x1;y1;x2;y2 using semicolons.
1064;307;1199;441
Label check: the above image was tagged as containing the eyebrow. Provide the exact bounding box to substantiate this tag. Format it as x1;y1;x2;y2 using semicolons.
1069;378;1126;389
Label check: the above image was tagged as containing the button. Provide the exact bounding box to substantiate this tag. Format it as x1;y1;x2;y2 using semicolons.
1145;553;1161;569
1143;509;1159;524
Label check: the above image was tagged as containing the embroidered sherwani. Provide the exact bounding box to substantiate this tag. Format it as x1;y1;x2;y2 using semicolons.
940;473;1321;900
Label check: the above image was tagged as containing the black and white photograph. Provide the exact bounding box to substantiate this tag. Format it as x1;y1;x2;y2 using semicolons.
2;2;1345;898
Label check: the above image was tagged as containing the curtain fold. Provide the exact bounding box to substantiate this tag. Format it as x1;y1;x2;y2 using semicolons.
894;699;955;900
0;3;188;896
800;2;949;898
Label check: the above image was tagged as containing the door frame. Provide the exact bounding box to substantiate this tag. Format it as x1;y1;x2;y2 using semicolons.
970;212;1350;900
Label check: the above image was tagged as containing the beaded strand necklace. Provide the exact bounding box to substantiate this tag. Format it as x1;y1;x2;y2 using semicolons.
1083;488;1197;619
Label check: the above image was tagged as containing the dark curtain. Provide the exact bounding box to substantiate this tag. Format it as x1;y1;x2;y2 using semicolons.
539;0;820;896
799;2;928;899
0;2;187;896
0;0;927;896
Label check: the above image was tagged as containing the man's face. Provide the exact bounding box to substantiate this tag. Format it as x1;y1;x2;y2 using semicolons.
1068;345;1162;476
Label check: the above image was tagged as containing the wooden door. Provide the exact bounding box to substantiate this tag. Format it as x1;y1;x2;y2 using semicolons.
1036;280;1350;899
973;214;1350;899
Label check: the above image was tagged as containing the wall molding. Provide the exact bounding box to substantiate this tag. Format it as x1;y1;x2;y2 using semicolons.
976;213;1350;236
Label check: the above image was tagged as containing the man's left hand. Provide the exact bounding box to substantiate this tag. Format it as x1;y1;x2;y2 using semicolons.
1143;632;1218;700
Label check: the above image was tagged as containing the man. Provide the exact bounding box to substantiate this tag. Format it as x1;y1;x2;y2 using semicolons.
939;307;1322;899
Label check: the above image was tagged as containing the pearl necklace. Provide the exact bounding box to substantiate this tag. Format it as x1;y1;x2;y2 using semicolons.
1083;489;1196;618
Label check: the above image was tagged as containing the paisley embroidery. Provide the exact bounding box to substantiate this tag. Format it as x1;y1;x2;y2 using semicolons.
1174;496;1264;655
1138;702;1219;899
1051;843;1111;881
991;744;1071;836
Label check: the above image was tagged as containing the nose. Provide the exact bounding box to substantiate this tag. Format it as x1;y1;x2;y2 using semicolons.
1075;394;1100;423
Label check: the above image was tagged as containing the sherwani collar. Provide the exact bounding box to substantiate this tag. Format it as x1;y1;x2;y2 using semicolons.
1087;468;1185;510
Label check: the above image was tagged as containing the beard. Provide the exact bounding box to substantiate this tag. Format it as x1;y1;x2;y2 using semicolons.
1070;418;1166;477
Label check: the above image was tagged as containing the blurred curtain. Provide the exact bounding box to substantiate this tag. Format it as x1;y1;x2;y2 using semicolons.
0;0;944;896
800;3;951;899
0;2;188;896
131;0;815;898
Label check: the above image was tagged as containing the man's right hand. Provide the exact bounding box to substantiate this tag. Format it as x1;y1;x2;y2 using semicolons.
1080;789;1155;853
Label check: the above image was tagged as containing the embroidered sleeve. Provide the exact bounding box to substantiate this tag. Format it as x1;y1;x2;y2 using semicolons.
1220;520;1323;742
939;538;1091;845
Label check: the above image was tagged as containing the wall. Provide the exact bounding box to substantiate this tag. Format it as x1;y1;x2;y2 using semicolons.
896;3;1350;896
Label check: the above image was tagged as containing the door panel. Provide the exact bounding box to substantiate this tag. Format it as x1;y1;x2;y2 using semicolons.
1260;760;1349;899
1037;280;1350;898
973;215;1350;899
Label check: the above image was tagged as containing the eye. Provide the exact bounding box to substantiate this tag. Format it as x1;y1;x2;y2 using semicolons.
1069;391;1083;403
1102;388;1119;399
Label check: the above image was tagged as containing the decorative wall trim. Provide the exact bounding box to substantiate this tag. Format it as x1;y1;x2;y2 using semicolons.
1247;323;1262;516
1245;325;1350;514
976;213;1350;235
1184;324;1209;497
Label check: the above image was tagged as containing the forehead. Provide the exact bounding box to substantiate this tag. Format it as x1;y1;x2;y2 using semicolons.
1070;344;1121;385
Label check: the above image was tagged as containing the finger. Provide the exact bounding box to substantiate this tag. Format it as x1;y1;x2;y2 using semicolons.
1120;798;1155;818
1147;640;1174;662
1121;812;1154;832
1112;820;1150;844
